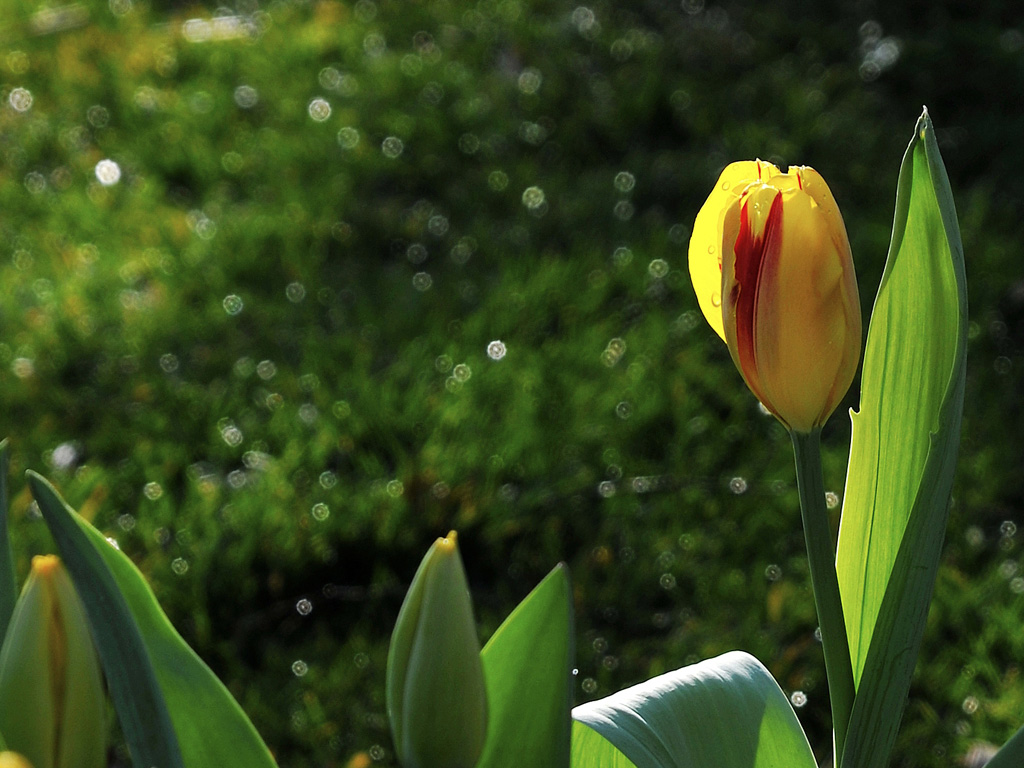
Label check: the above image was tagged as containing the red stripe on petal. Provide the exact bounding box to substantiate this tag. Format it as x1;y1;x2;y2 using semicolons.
731;191;783;409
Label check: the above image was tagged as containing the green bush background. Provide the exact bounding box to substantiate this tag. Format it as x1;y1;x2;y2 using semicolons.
1;0;1022;765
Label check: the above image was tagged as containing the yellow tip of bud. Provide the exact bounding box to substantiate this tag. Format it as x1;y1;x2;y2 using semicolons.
437;531;458;552
29;556;61;578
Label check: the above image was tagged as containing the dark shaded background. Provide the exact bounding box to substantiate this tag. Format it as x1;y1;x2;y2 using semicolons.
0;0;1022;765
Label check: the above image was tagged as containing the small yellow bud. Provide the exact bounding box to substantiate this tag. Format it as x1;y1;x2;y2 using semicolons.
0;556;106;768
0;752;36;768
386;532;488;768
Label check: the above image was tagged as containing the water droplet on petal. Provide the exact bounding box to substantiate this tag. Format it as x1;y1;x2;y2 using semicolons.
711;292;721;307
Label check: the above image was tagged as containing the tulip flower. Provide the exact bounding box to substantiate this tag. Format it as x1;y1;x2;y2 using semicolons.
386;531;488;768
688;160;861;433
0;556;106;768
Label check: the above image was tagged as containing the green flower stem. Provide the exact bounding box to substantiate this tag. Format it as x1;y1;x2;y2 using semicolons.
790;428;854;766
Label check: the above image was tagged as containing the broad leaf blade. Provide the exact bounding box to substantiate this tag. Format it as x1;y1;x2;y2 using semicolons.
984;724;1024;768
836;109;967;768
571;721;639;768
572;651;817;768
30;473;278;768
29;472;185;768
478;563;574;768
0;440;16;642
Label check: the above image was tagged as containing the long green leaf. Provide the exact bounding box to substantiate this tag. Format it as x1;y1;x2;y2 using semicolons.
478;563;574;768
835;109;966;768
0;440;16;643
29;472;185;768
29;473;278;768
571;651;817;768
984;724;1024;768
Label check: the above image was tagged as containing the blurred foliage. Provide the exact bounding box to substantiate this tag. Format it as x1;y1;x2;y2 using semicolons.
0;0;1022;766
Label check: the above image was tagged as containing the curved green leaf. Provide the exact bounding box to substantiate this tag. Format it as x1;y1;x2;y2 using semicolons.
984;724;1024;768
28;473;184;768
572;651;816;768
478;563;574;768
29;472;278;768
836;109;967;768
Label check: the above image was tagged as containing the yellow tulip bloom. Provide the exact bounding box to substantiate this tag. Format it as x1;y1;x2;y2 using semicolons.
689;160;861;433
0;556;106;768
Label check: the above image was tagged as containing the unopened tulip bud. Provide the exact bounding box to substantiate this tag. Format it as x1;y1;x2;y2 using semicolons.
386;531;488;768
0;556;106;768
689;160;861;433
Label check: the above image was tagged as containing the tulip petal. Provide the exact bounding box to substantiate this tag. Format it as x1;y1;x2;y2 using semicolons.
689;161;779;340
722;183;784;417
753;188;855;432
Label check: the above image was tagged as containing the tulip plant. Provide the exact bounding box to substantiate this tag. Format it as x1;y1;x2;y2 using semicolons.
0;109;1019;768
0;440;281;768
385;110;1024;768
